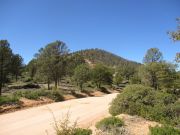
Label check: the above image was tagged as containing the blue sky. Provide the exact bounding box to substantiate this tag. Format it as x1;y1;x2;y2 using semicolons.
0;0;180;64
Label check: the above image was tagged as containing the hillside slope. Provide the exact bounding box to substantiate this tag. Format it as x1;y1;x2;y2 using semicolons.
74;48;140;67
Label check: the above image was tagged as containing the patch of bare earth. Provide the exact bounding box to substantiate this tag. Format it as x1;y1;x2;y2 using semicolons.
118;114;160;135
90;91;105;97
20;97;53;107
85;59;95;67
0;104;21;114
63;94;76;100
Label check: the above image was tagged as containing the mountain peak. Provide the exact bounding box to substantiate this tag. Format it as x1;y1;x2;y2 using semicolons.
74;48;140;67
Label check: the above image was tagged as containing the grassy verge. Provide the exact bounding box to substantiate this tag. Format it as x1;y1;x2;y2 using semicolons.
13;90;64;101
0;89;64;106
0;95;20;105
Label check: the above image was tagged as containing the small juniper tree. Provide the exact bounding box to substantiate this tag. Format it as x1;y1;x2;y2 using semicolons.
73;64;90;91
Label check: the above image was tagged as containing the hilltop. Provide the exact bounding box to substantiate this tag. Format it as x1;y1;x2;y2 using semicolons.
73;48;140;67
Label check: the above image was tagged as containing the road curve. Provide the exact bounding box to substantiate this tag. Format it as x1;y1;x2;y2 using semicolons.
0;93;117;135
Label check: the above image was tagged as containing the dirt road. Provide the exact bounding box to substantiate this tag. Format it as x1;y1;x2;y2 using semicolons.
0;93;117;135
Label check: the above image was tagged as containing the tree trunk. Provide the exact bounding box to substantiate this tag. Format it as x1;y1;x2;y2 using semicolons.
0;59;3;96
0;82;2;96
16;74;18;82
47;78;50;90
0;55;3;96
96;83;98;88
80;83;83;91
58;78;61;86
98;83;101;88
55;80;58;89
152;75;157;89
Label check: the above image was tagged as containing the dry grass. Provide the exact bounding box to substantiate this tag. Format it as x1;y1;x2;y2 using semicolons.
48;109;92;135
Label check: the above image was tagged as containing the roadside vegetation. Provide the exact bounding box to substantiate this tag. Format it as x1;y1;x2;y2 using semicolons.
109;84;179;126
109;21;180;134
13;89;64;101
149;126;180;135
52;112;92;135
95;116;126;135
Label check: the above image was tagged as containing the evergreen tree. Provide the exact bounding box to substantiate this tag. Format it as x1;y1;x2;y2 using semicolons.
91;64;113;88
0;40;13;95
143;48;163;63
73;64;90;90
36;40;69;89
11;54;23;81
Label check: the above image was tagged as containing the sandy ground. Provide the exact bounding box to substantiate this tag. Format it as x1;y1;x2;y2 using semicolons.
118;114;159;135
0;93;117;135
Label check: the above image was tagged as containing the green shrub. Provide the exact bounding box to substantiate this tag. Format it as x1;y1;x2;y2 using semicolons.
150;126;180;135
0;89;64;106
95;116;124;132
46;90;64;101
163;88;180;98
0;95;19;105
13;90;40;100
13;91;24;97
24;91;39;99
109;84;180;126
53;112;92;135
13;90;64;101
109;85;155;116
14;90;41;100
73;128;92;135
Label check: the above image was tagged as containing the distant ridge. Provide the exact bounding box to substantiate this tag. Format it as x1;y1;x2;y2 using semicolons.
73;48;140;67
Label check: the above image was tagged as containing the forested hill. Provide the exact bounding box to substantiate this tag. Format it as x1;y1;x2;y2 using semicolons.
73;48;140;67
